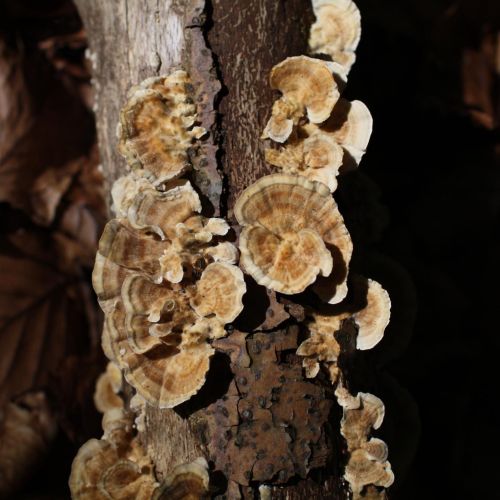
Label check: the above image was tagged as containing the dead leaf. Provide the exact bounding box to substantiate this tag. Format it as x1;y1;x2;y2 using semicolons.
0;391;57;497
0;39;34;165
0;252;95;408
0;34;94;221
53;355;104;443
29;158;81;226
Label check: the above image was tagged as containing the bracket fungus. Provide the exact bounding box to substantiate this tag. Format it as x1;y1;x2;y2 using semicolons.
93;92;246;407
93;224;244;410
85;10;395;491
265;98;372;192
309;0;362;72
262;56;341;143
153;457;210;499
311;98;373;169
72;372;158;500
94;362;124;413
297;313;343;383
297;277;391;381
336;386;394;499
111;175;202;240
353;279;391;350
69;429;158;500
95;219;170;285
118;70;205;185
100;266;244;408
265;132;344;191
190;262;246;323
235;173;352;298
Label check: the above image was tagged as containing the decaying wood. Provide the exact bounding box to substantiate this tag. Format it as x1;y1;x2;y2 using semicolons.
76;0;346;497
74;0;221;476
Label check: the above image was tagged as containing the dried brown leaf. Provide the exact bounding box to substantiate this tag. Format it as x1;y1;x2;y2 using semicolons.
0;253;94;408
0;35;94;221
0;392;57;497
29;159;81;226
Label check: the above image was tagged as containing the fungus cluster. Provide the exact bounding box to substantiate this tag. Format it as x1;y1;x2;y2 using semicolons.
71;373;210;499
78;0;394;496
71;379;158;499
336;385;394;499
236;0;392;496
117;71;206;185
93;361;124;414
244;54;374;309
298;277;391;381
93;71;246;409
309;0;361;72
263;56;372;193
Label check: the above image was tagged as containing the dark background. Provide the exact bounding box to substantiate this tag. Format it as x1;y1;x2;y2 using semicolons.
0;0;499;498
343;1;500;498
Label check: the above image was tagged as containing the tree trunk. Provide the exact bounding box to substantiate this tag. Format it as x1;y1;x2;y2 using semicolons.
75;0;347;497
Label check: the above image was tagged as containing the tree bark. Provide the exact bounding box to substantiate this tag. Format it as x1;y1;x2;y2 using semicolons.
75;0;347;497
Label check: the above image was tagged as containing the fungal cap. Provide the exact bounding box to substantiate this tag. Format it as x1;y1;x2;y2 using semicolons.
159;249;184;284
239;225;332;294
302;357;321;378
92;252;131;302
297;330;341;378
344;449;394;495
183;317;226;344
262;99;297;143
97;219;169;283
335;382;362;410
204;242;239;264
101;408;134;447
297;331;340;362
129;393;147;432
362;438;389;463
203;217;230;236
309;0;362;72
340;392;386;449
124;342;214;409
118;70;203;185
154;457;209;499
263;56;340;142
111;173;152;218
302;133;344;190
235;174;352;297
125;180;202;240
69;437;158;500
190;262;246;323
353;279;391;350
94;362;124;413
120;274;195;352
307;310;349;336
326;99;373;166
265;133;344;192
104;301;215;408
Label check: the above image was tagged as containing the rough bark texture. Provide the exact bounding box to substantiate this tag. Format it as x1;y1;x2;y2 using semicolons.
76;0;346;497
74;0;220;475
208;0;315;211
